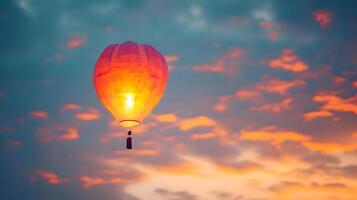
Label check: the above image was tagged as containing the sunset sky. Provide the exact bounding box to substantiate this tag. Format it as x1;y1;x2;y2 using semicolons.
1;0;357;199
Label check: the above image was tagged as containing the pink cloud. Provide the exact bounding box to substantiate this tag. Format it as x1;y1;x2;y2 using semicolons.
213;95;233;112
75;108;100;121
313;10;332;28
165;55;179;71
67;37;86;48
8;140;23;147
235;90;262;100
31;170;68;185
303;110;333;121
267;49;309;72
61;103;81;111
37;125;79;143
259;21;273;29
0;126;16;133
268;31;279;41
29;110;48;120
192;49;244;75
332;76;346;84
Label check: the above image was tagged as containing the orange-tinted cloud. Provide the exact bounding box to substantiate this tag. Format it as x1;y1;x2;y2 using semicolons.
240;130;311;145
313;10;332;28
152;113;178;123
250;98;292;112
67;37;86;48
37;125;79;143
240;129;357;153
115;149;159;156
303;110;333;121
235;90;262;100
213;95;233;112
255;78;306;95
303;141;357;154
29;110;48;120
32;170;68;185
192;49;244;75
313;94;357;115
80;176;130;189
270;181;356;200
191;132;216;140
353;81;357;89
75;108;100;121
61;103;81;111
332;76;346;84
178;116;216;131
267;49;309;72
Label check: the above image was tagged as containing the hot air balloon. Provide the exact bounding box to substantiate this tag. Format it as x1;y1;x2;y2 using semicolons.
93;41;168;149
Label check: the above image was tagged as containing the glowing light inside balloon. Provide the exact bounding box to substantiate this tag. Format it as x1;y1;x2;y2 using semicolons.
125;93;135;110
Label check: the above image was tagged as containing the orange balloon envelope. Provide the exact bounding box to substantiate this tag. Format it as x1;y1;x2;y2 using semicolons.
93;41;168;128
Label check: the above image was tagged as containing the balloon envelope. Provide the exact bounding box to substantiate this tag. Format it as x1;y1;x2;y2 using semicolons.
93;41;168;128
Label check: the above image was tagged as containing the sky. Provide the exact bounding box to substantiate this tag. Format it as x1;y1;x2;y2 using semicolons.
0;0;357;199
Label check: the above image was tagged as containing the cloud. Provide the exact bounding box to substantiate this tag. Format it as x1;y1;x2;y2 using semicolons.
0;126;16;133
152;113;178;123
240;130;311;145
213;95;233;112
192;49;245;75
31;170;68;185
66;36;86;48
61;103;81;111
37;125;79;143
313;10;332;28
267;49;309;72
190;133;216;140
115;149;160;156
269;181;356;200
240;129;357;153
75;108;100;121
178;116;216;131
313;94;357;115
235;90;262;100
353;81;357;89
250;97;292;112
303;110;333;121
79;175;130;189
155;188;199;200
165;55;179;71
7;140;23;147
255;78;306;95
29;110;48;120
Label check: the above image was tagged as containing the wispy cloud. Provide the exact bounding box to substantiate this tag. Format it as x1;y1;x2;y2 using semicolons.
37;125;79;143
75;108;100;121
192;49;245;75
313;10;332;28
267;49;309;72
29;110;48;120
31;170;68;185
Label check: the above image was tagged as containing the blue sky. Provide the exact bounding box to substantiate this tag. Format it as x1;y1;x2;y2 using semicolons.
1;0;357;199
